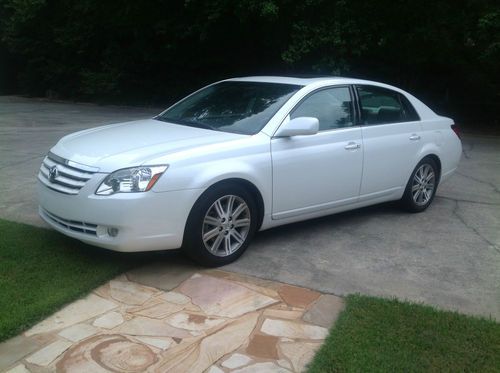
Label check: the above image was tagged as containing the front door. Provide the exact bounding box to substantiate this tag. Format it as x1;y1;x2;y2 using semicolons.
271;86;363;219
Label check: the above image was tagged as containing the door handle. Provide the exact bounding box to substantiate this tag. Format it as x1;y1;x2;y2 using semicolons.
344;142;361;150
409;134;421;141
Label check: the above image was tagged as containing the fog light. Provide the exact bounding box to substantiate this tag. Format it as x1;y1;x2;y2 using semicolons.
107;227;119;237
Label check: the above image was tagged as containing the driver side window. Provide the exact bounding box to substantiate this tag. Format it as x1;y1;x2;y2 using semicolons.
290;87;354;131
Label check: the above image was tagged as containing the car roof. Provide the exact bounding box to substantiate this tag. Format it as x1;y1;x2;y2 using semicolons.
224;75;439;121
226;75;377;86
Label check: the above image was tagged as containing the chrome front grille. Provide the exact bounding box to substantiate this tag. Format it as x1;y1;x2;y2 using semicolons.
38;152;98;195
41;208;98;235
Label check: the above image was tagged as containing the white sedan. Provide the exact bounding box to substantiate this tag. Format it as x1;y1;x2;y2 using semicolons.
38;76;462;266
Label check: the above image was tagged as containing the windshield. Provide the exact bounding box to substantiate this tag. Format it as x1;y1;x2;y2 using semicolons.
156;81;302;135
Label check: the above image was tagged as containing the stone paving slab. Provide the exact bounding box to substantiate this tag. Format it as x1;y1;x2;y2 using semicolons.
0;270;344;372
0;336;40;371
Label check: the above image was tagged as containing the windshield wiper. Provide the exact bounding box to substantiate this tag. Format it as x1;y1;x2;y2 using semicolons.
154;116;217;131
185;121;217;131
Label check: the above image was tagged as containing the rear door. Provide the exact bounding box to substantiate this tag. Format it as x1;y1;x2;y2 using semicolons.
356;85;423;200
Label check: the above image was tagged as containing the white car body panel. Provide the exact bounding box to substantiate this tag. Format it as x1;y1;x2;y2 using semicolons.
38;76;462;252
271;126;363;219
359;120;423;199
52;119;245;172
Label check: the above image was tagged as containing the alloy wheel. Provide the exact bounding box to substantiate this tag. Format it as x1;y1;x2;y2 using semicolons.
411;163;436;206
202;195;251;257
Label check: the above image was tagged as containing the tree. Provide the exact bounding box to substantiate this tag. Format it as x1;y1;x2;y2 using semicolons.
0;0;498;127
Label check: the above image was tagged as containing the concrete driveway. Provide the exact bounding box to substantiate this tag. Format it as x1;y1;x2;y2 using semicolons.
1;96;498;319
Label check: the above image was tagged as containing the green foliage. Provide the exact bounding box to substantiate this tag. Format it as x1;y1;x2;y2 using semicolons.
0;0;498;124
0;219;141;341
80;67;122;97
308;294;500;372
475;9;500;96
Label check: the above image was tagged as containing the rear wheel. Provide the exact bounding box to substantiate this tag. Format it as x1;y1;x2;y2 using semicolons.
401;157;439;212
183;183;257;266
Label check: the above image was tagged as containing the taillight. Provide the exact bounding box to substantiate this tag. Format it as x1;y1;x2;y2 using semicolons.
451;124;461;139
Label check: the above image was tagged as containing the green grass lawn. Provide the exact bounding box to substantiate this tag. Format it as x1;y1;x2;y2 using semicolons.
0;219;146;342
2;218;500;372
308;294;500;372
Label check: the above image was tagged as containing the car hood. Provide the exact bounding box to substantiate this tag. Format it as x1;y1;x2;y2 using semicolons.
50;119;247;172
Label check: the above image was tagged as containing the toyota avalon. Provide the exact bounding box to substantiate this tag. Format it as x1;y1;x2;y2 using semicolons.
38;76;462;266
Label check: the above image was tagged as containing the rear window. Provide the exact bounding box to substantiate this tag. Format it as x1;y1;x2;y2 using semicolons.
357;85;420;125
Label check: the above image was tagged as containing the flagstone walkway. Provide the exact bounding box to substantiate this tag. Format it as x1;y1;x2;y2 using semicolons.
0;270;344;373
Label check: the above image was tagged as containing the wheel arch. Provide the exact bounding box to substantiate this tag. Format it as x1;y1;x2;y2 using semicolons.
189;178;266;232
413;140;443;182
420;153;442;182
401;153;442;213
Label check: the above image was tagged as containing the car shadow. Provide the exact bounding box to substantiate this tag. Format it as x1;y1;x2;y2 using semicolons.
252;201;405;245
74;201;407;273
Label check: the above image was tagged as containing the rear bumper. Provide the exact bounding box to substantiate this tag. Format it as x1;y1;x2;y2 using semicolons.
37;177;203;252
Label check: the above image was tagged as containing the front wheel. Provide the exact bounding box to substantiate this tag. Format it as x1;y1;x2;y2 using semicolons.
401;158;439;212
183;184;258;266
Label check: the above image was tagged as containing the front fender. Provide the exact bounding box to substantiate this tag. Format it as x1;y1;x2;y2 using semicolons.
152;138;272;215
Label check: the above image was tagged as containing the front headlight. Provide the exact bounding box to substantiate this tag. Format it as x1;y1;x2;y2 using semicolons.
96;165;168;195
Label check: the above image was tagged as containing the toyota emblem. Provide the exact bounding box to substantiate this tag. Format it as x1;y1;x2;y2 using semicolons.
48;165;59;182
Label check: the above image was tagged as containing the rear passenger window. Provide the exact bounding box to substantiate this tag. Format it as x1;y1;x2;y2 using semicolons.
357;85;420;125
291;87;354;131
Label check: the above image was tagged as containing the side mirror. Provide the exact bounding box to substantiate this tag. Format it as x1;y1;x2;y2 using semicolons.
274;117;319;137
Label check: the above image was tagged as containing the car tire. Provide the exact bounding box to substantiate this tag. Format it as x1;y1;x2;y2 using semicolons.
183;183;258;267
401;157;439;213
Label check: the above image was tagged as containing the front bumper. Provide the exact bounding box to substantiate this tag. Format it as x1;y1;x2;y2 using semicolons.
37;175;203;252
